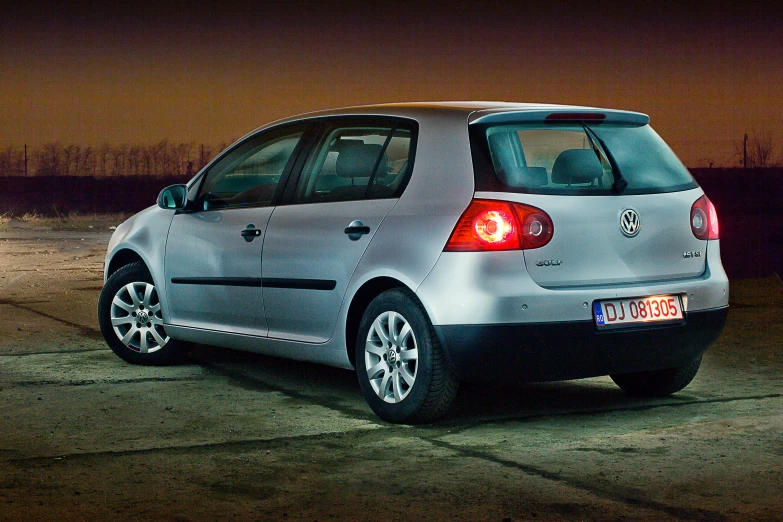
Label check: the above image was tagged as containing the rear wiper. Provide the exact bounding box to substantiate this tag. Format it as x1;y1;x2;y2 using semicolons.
582;124;628;194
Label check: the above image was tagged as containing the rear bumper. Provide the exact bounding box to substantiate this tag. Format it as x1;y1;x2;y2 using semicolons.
434;306;728;383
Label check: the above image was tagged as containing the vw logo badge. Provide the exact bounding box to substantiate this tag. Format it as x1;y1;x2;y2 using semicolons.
620;209;641;237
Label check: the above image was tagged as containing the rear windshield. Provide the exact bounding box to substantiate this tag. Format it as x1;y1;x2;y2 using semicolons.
471;123;698;195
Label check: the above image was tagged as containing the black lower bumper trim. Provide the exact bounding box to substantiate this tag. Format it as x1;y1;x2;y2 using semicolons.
434;307;728;383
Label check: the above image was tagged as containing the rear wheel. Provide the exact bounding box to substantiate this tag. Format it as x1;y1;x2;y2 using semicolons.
355;288;458;424
610;355;702;397
98;261;190;365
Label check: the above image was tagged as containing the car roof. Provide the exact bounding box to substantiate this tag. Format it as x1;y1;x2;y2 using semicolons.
249;101;650;138
273;101;604;120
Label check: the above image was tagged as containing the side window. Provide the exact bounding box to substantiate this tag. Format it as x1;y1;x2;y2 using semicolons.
197;125;306;210
294;122;413;204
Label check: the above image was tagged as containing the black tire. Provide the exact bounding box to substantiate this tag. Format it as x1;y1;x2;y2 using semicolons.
610;355;702;397
355;288;458;424
98;261;190;365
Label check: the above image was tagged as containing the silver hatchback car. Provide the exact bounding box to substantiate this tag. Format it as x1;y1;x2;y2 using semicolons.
98;102;729;423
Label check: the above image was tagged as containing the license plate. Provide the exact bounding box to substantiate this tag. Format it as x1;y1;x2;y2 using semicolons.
593;295;684;329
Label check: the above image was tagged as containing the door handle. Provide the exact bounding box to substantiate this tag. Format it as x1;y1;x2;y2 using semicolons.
241;224;262;242
344;220;370;240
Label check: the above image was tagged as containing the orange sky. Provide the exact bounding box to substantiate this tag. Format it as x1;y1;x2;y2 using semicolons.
2;1;782;167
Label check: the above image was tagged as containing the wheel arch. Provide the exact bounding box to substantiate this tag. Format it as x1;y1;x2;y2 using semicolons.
106;248;147;279
345;276;412;368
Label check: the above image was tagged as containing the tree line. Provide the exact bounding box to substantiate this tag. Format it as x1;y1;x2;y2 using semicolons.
0;140;233;178
1;131;780;176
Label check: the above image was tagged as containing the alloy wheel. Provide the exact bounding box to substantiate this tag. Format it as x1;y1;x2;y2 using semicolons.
364;311;418;403
110;282;169;353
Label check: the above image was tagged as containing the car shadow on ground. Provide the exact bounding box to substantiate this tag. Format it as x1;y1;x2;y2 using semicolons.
186;343;670;426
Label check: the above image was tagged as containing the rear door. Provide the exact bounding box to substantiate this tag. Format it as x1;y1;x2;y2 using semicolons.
164;122;310;335
261;118;416;342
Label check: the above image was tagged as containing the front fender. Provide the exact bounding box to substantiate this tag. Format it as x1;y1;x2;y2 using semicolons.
104;205;176;320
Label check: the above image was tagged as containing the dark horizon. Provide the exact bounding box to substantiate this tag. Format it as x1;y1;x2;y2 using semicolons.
2;1;782;167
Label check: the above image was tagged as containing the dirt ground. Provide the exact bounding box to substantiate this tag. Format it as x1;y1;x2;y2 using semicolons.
1;225;782;521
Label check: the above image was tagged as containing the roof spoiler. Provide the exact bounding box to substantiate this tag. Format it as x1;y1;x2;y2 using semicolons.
470;109;650;126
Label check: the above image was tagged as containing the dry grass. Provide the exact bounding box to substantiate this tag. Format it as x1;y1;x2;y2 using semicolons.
0;212;131;231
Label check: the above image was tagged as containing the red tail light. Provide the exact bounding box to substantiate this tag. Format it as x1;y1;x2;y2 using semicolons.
445;199;554;252
690;195;719;240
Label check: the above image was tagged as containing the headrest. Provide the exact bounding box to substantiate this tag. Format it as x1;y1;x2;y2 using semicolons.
335;143;387;179
551;149;603;185
488;131;522;169
331;139;363;152
498;166;548;188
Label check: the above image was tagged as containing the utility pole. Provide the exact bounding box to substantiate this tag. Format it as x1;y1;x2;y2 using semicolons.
743;133;748;168
24;144;28;176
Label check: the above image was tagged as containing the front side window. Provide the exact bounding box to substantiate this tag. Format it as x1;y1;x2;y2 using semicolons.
294;120;415;204
474;123;697;195
197;124;307;210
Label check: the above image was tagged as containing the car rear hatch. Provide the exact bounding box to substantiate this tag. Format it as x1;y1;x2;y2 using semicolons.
517;190;706;287
469;108;708;288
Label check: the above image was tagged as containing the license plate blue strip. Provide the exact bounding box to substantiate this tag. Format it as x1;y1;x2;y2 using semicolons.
593;302;605;326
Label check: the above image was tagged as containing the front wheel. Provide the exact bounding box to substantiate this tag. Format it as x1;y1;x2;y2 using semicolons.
610;355;702;397
98;261;190;365
355;288;458;424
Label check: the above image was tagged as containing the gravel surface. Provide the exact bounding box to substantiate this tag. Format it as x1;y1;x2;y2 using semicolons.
1;229;782;521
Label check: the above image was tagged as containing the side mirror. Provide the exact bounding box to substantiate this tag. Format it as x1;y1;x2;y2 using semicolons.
157;184;189;210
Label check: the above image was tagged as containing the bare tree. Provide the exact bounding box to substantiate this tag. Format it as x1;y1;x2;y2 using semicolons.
98;143;111;177
148;140;168;175
198;143;213;170
172;141;194;175
61;144;81;176
129;145;142;175
36;142;63;176
81;146;96;176
0;146;25;176
734;131;777;168
111;144;126;176
750;131;775;167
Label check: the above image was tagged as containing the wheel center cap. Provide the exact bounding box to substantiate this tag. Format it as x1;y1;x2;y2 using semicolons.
137;311;149;324
387;348;397;365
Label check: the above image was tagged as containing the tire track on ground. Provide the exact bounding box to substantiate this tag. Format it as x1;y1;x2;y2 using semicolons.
6;426;387;467
0;298;103;339
425;437;726;521
194;358;377;422
439;393;783;434
2;376;206;388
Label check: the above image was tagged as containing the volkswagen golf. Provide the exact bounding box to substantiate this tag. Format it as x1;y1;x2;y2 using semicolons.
98;102;729;423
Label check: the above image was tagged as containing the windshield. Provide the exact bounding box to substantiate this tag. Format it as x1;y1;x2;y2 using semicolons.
472;123;697;195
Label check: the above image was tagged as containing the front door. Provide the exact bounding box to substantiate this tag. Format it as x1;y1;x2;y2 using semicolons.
164;123;310;336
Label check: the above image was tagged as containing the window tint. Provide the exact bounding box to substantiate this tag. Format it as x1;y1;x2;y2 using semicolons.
590;124;696;192
475;123;697;195
295;123;413;204
197;125;305;210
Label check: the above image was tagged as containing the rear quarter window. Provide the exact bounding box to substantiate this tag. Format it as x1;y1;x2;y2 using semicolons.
471;122;698;195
